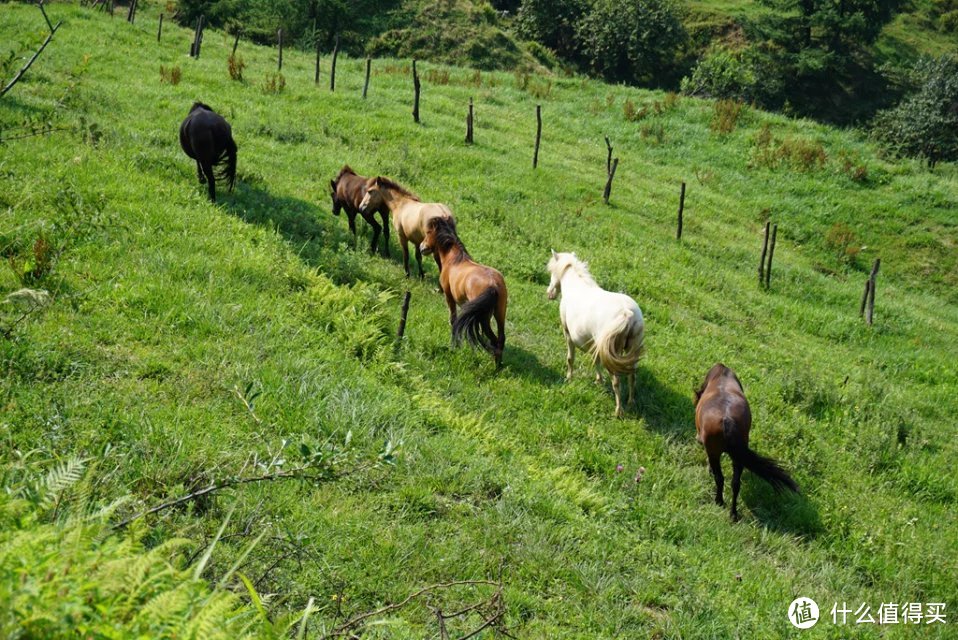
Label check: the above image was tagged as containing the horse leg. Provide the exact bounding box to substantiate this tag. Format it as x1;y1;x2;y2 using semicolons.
400;235;410;277
628;370;636;407
594;362;604;385
366;214;381;256
196;161;206;184
612;374;624;418
379;210;390;257
346;213;358;249
201;162;216;202
444;288;458;347
730;460;743;522
494;312;505;369
563;326;575;381
415;245;425;280
708;452;724;507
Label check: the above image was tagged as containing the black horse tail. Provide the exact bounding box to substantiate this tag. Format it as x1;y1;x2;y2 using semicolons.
215;136;237;192
453;287;498;353
723;417;799;493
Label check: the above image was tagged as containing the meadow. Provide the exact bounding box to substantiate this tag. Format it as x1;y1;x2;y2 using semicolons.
1;2;957;638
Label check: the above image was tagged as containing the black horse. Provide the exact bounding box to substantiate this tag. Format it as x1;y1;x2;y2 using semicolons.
179;102;237;202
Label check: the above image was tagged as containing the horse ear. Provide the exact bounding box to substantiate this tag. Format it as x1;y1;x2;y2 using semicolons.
550;249;557;259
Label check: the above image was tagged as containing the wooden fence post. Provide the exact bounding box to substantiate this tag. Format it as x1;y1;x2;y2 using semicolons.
412;59;421;123
127;0;137;24
277;29;283;71
676;181;686;240
314;38;321;85
397;291;412;339
330;35;339;91
362;57;371;99
758;221;770;284
465;97;474;144
603;158;619;205
605;136;613;175
157;13;163;42
232;33;240;57
864;258;880;325
765;224;778;288
533;104;541;168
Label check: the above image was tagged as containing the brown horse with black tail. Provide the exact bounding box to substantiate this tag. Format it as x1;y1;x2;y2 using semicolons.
329;165;390;256
695;363;799;521
179;102;237;203
419;217;507;368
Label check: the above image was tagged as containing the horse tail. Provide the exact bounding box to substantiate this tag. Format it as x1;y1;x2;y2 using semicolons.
591;308;643;375
723;417;799;493
215;136;237;192
453;287;498;353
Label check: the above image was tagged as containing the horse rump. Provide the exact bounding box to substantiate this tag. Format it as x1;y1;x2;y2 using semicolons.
591;308;643;375
213;136;237;193
453;287;498;353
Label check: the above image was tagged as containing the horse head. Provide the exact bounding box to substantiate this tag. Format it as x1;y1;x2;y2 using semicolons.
358;177;381;212
419;216;459;256
546;250;577;300
189;101;213;114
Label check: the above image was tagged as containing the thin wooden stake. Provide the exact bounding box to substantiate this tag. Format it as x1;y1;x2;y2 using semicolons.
465;97;474;144
865;258;880;325
314;38;321;84
758;221;770;284
676;181;686;240
605;136;613;175
533;104;541;168
397;291;412;339
603;157;619;204
765;224;778;288
39;1;54;32
127;0;137;24
412;59;420;123
277;29;283;71
330;35;339;91
157;13;163;42
859;279;871;317
232;33;240;57
195;15;205;58
363;57;371;98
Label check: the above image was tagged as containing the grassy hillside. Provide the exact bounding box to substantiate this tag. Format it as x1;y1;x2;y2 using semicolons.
2;2;957;638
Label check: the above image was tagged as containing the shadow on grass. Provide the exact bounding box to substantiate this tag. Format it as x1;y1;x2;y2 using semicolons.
742;475;823;539
631;366;696;437
502;344;561;386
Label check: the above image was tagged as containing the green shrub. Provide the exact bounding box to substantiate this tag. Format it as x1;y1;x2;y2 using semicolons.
710;99;746;134
872;55;958;167
681;44;783;108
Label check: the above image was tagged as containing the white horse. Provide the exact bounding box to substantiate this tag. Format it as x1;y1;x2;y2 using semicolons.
546;250;645;417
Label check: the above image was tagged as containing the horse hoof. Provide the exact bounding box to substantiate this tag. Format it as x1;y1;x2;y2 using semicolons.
730;511;740;522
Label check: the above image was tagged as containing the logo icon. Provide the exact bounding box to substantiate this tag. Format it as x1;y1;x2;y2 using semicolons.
789;597;820;629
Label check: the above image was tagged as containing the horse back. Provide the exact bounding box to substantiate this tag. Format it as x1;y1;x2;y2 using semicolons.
180;109;233;163
695;371;751;450
335;172;371;212
395;202;453;242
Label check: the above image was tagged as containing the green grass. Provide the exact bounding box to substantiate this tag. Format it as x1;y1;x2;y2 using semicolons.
2;2;957;637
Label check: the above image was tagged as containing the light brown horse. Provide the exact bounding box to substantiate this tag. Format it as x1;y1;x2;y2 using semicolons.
419;217;507;368
329;165;390;256
359;177;453;278
694;363;799;521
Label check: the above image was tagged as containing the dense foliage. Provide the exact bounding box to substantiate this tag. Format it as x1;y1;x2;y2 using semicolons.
873;55;958;166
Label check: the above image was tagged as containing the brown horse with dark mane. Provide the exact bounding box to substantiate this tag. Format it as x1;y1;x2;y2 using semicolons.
694;363;799;521
179;102;237;203
329;165;390;256
419;217;507;368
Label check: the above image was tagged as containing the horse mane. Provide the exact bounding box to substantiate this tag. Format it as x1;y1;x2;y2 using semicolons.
552;253;597;286
375;176;420;201
694;363;740;404
190;101;213;113
336;164;356;180
428;217;469;262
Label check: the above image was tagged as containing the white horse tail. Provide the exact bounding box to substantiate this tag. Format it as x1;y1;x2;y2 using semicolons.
592;308;644;375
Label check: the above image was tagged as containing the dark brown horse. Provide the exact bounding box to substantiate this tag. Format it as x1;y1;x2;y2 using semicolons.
419;217;507;368
329;165;390;256
694;363;799;521
179;102;237;203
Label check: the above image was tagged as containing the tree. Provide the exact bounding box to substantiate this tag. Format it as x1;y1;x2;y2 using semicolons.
574;0;687;86
514;0;588;61
873;55;958;167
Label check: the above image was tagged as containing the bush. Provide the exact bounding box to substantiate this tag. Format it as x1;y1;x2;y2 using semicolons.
575;0;687;86
680;44;783;108
261;73;286;94
710;99;746;134
872;55;958;167
228;54;246;81
159;65;181;85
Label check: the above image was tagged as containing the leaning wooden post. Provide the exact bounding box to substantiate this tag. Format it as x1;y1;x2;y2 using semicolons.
859;279;871;317
465;97;474;144
277;29;283;71
127;0;137;24
362;57;371;99
865;258;880;325
412;60;421;123
39;1;54;32
765;224;778;288
533;104;542;168
605;136;613;175
676;181;686;240
232;33;240;57
157;13;163;42
195;15;205;58
603;158;619;205
330;35;339;91
397;291;412;339
314;38;321;85
758;221;770;284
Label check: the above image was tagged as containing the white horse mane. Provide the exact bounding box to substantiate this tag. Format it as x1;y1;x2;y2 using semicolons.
550;252;597;286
